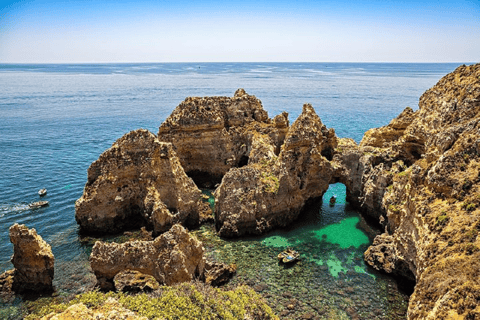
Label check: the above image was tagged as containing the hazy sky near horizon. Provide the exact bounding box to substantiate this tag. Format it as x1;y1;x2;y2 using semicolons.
0;0;478;63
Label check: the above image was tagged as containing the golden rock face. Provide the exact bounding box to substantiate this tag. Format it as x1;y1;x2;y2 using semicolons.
75;129;211;235
9;223;54;293
75;64;480;318
89;224;205;290
360;64;480;319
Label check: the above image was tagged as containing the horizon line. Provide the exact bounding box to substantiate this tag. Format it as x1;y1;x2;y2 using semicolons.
0;61;476;65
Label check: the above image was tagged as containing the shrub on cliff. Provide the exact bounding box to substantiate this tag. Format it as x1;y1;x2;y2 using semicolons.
25;281;278;320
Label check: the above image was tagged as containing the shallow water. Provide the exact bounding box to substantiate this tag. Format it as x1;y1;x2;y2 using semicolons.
0;63;461;318
193;184;409;319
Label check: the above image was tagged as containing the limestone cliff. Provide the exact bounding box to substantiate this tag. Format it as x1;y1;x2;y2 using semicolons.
75;64;480;319
75;129;211;235
362;64;480;319
157;89;289;187
89;224;205;290
9;223;54;293
214;104;337;237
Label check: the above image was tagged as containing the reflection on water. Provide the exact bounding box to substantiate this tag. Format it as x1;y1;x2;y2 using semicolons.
193;183;409;319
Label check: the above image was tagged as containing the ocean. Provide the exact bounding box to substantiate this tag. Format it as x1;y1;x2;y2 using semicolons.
0;63;461;318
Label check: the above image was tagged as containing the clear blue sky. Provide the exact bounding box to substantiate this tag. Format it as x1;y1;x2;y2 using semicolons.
0;0;478;63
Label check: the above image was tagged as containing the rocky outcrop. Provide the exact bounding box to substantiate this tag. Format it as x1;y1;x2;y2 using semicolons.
8;223;54;293
203;261;237;286
158;89;289;187
214;104;337;237
75;129;211;235
113;270;160;293
361;64;480;319
90;224;204;290
75;64;480;319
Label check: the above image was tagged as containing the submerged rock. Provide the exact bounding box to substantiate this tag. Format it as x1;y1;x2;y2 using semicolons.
9;223;54;293
90;224;204;290
75;129;211;235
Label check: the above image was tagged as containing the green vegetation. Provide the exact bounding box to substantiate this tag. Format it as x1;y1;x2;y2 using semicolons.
466;229;478;241
25;282;278;320
462;202;476;211
397;170;410;178
388;204;400;213
464;243;479;255
436;213;449;226
260;172;280;194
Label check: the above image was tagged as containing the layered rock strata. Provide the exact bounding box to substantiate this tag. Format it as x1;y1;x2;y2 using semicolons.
90;224;204;290
75;129;211;235
158;89;289;187
8;223;54;293
215;103;337;237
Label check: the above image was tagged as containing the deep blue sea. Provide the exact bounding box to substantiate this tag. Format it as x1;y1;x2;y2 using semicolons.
0;63;462;318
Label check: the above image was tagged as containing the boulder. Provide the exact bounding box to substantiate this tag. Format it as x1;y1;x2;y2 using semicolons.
9;223;54;293
113;269;160;293
90;224;205;290
203;261;236;286
75;129;211;235
214;103;337;237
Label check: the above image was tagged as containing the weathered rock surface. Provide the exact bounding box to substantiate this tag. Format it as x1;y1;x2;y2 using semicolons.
8;223;54;293
113;269;160;293
158;89;289;187
41;298;148;320
214;104;337;237
0;269;15;302
75;129;211;235
203;261;237;286
90;224;204;290
361;64;480;319
76;64;480;319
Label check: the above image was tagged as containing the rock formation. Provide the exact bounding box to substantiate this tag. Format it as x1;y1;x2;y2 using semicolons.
90;224;205;290
76;64;480;319
361;64;480;319
203;261;237;286
158;89;289;187
214;103;337;237
8;223;54;293
75;129;211;235
113;269;160;293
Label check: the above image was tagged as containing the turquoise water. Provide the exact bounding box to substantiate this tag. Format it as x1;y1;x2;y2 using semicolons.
194;183;408;318
0;63;461;318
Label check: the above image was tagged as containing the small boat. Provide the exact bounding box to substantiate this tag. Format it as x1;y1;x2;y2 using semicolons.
277;248;300;264
29;201;49;209
329;195;336;206
38;188;47;196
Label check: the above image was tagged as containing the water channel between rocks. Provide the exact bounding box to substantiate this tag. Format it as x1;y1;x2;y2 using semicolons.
194;183;409;319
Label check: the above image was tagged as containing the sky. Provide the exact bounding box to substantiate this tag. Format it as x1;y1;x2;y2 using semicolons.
0;0;478;63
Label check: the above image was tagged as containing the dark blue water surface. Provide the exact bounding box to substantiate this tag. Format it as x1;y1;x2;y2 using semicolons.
0;63;461;314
